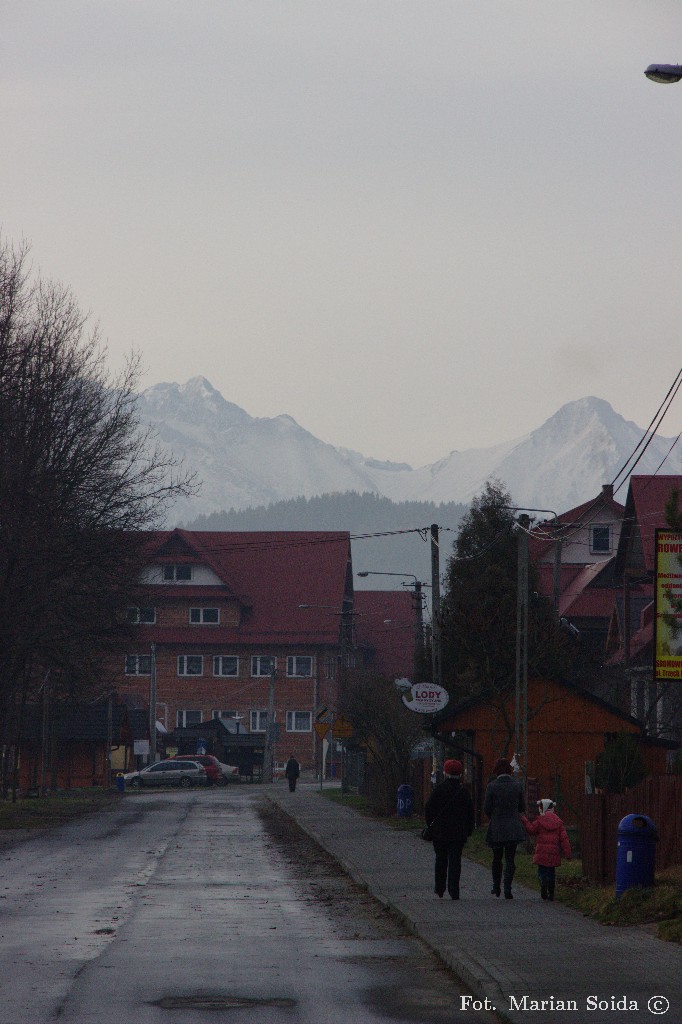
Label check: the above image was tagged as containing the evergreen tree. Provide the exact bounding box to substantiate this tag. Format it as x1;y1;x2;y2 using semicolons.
440;480;569;704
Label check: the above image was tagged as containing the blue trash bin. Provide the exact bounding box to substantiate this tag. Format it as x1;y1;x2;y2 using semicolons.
397;784;414;818
115;773;125;794
615;813;658;897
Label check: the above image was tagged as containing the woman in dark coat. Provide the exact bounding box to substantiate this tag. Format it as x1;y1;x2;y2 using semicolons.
284;756;300;792
483;757;526;899
424;758;475;900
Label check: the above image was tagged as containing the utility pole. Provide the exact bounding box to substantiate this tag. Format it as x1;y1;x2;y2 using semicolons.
430;524;441;688
39;671;51;796
106;693;113;788
149;643;157;766
430;523;445;779
552;536;563;612
515;515;530;779
263;661;276;783
412;579;426;682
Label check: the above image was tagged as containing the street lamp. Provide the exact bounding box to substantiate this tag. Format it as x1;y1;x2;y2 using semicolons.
644;64;682;84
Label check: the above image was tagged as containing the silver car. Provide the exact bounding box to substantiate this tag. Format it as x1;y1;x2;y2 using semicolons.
124;759;207;789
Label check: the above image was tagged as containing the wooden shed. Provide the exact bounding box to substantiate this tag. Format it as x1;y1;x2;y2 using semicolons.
432;677;675;825
17;695;142;792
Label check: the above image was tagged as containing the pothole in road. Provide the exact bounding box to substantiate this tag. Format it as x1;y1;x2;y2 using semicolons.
153;995;297;1010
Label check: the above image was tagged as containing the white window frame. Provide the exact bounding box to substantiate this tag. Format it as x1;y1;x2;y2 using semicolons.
190;607;220;624
163;564;193;582
177;654;204;676
213;655;239;677
176;709;202;728
286;655;314;678
212;710;239;720
250;709;269;732
251;655;275;677
125;654;151;675
127;606;156;624
286;710;312;733
325;655;337;680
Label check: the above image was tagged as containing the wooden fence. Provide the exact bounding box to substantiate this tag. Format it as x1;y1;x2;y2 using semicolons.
579;775;682;884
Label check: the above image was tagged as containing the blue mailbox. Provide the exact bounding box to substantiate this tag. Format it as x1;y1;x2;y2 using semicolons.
397;784;414;818
615;813;658;897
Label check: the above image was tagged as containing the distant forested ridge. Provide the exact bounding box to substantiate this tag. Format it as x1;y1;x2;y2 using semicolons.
182;491;467;589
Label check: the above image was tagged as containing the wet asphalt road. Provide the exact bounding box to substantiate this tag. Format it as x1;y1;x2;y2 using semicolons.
0;788;501;1024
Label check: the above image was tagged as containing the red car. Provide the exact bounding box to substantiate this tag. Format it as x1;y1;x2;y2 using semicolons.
169;754;221;785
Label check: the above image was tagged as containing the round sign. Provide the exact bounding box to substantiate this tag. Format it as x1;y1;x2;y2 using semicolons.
401;683;449;714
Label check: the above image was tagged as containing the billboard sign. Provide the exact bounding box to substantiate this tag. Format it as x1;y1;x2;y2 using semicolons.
402;683;449;714
654;529;682;680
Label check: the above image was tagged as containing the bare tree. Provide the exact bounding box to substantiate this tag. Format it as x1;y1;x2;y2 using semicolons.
0;238;197;789
343;671;426;814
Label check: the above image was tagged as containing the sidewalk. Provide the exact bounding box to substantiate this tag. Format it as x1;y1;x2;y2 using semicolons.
267;783;681;1024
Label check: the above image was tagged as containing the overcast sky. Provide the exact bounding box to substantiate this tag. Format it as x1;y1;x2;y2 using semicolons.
2;1;682;467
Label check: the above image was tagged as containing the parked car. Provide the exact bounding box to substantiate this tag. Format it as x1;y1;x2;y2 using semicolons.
168;753;221;785
124;760;207;789
215;760;240;783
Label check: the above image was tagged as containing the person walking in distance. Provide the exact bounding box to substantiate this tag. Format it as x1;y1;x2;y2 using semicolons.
284;755;300;792
521;798;572;900
424;759;475;900
483;757;526;899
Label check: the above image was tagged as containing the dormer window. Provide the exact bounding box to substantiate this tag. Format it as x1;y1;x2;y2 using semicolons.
590;525;611;554
163;564;192;582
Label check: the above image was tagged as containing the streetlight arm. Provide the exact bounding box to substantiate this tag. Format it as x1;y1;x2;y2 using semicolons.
644;64;682;83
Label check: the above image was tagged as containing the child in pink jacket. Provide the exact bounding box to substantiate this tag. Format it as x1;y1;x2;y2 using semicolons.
521;799;572;901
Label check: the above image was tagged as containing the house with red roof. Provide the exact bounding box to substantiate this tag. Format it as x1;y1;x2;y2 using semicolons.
353;590;419;681
529;484;625;608
116;529;354;775
607;475;682;743
527;485;626;694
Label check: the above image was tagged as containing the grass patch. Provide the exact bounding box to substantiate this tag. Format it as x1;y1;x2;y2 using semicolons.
321;791;682;943
0;789;119;831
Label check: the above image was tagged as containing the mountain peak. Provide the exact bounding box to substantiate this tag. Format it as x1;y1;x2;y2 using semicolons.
135;381;682;524
139;378;252;429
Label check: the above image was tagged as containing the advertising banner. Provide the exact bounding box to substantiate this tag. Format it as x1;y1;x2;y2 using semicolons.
654;529;682;680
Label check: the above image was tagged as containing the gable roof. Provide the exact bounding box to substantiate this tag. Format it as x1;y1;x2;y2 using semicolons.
431;675;675;746
141;529;353;644
529;485;625;562
615;475;682;577
557;558;617;619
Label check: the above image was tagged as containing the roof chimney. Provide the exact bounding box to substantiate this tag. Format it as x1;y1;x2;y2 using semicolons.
602;484;614;500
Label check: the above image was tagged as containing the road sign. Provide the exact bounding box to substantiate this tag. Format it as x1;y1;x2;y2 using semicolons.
314;722;330;740
332;715;353;739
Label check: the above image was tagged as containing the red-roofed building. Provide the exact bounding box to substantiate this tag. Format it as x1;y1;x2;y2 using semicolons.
116;529;354;774
529;484;625;606
608;476;682;744
528;486;626;693
614;475;682;581
353;590;419;681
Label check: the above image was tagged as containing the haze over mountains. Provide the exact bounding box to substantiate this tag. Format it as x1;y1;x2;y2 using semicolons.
138;377;682;526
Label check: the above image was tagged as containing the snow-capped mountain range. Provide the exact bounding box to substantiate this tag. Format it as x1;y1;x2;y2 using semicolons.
137;377;682;525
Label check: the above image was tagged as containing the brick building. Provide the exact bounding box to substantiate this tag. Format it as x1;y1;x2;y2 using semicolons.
115;529;354;773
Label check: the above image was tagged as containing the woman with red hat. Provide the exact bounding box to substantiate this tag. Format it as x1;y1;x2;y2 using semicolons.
424;758;475;900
